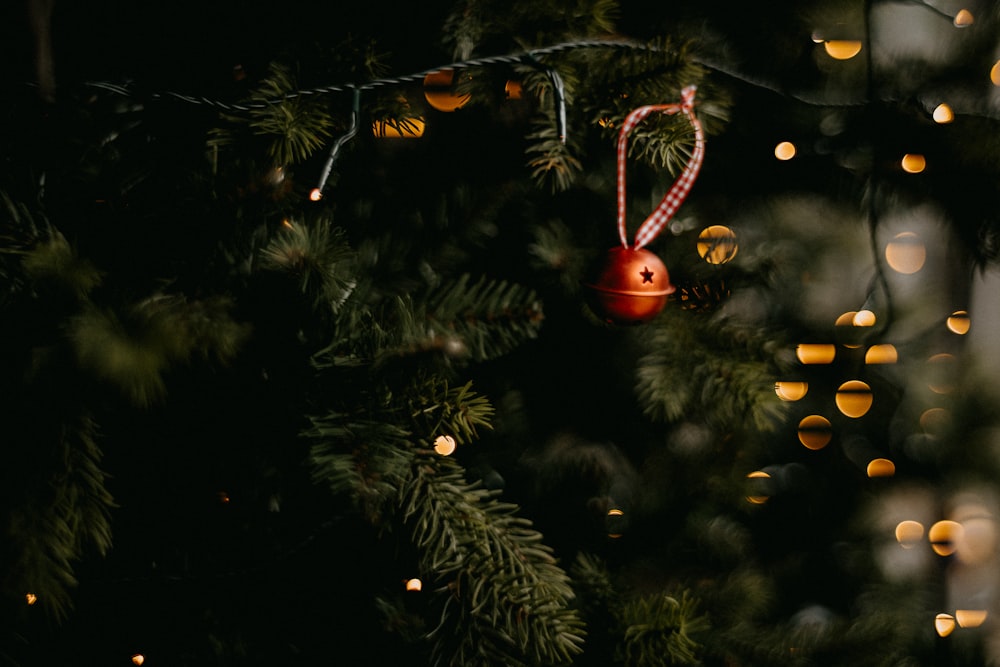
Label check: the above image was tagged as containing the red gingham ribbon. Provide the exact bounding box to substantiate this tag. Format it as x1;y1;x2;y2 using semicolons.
616;86;704;249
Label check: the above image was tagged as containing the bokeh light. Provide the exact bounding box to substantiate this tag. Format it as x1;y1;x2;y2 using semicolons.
824;40;862;60
927;353;957;394
935;613;956;637
774;141;796;160
865;344;898;364
947;310;970;334
405;578;422;591
131;655;145;666
696;225;738;264
798;415;833;450
775;381;808;401
867;458;895;477
885;232;926;274
895;520;924;548
434;434;457;456
932;104;954;123
929;520;963;556
836;380;873;418
25;592;36;605
953;9;974;27
372;118;426;138
796;344;836;364
901;154;926;174
955;609;988;628
423;69;471;112
746;471;774;504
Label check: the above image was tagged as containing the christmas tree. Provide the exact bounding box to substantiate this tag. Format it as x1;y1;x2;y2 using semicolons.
3;1;1000;665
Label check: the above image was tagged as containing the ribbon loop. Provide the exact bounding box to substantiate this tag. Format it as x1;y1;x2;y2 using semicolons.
616;86;705;249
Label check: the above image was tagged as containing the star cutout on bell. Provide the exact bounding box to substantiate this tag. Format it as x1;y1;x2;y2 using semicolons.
640;266;654;283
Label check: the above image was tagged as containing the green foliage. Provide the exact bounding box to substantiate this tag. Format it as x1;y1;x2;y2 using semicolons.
259;218;357;313
634;308;788;433
3;416;113;622
407;379;495;445
403;453;585;667
70;295;250;407
308;417;416;524
20;231;103;302
422;274;544;363
617;591;709;667
210;64;335;167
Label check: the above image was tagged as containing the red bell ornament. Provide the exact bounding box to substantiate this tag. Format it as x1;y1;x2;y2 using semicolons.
586;86;704;325
587;247;675;324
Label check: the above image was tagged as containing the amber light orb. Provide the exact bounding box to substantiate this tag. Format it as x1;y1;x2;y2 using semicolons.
895;520;924;548
424;69;471;112
433;435;457;456
775;381;808;402
935;613;956;637
798;415;833;450
696;225;738;264
585;247;675;324
796;343;836;364
836;380;873;418
929;520;963;556
823;40;862;60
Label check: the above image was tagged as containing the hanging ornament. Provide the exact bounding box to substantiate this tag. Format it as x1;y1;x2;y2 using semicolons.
585;86;705;324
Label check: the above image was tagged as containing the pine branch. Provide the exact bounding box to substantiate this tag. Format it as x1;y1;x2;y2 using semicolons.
403;453;585;667
259;218;357;313
634;309;788;433
422;274;544;363
307;416;415;525
70;294;250;407
407;378;495;445
20;231;103;303
617;591;709;667
3;415;113;622
209;63;335;167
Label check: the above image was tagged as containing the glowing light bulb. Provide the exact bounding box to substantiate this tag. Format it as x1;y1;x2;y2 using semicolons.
901;154;926;173
25;593;37;605
372;118;425;138
423;69;471;112
853;310;876;327
953;9;973;27
885;232;926;274
929;520;963;556
696;225;738;264
865;344;898;364
798;415;833;450
946;311;970;334
775;381;808;401
956;609;988;627
836;380;873;418
895;520;924;548
932;104;954;123
774;141;796;160
796;344;836;364
131;655;145;666
309;188;323;202
867;458;895;477
824;40;862;60
405;578;422;591
935;613;956;637
433;435;457;456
